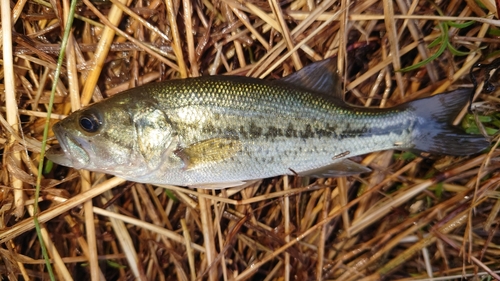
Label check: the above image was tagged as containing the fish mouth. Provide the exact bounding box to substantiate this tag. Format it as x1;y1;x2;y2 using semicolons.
46;123;90;168
46;144;74;167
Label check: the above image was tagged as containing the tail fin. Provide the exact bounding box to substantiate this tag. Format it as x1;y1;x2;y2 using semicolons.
409;88;489;155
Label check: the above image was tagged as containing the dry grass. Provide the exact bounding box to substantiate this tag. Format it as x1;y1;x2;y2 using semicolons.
1;0;500;280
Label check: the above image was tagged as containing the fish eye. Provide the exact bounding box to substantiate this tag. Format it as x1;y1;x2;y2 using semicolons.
79;113;101;133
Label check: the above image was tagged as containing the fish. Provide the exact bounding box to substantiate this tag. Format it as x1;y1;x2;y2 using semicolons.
46;57;489;189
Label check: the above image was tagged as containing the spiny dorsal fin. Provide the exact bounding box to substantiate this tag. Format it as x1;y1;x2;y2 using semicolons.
175;137;242;169
278;57;343;99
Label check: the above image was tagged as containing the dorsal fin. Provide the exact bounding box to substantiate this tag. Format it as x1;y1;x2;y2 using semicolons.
278;57;343;99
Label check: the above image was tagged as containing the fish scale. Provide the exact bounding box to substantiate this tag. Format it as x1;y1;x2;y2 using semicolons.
46;58;489;188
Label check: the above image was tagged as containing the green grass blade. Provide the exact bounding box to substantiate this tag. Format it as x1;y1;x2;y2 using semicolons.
446;20;475;28
427;35;443;48
34;0;79;279
446;42;472;56
399;40;447;72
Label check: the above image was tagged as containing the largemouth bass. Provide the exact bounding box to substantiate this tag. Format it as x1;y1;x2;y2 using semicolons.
46;58;489;188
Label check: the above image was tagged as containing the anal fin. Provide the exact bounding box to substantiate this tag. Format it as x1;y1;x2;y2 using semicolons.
298;159;371;178
190;181;247;190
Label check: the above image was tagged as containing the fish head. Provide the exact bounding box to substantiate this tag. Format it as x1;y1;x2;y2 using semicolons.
46;99;178;178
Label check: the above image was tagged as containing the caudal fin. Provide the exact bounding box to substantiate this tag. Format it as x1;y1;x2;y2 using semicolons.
409;88;489;155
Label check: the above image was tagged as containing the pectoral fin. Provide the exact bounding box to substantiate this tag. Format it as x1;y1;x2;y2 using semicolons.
298;159;371;177
175;137;242;169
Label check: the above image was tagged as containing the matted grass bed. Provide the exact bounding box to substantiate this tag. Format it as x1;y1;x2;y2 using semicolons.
1;0;500;280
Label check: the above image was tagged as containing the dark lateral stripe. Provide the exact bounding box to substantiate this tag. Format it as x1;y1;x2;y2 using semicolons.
200;120;414;141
